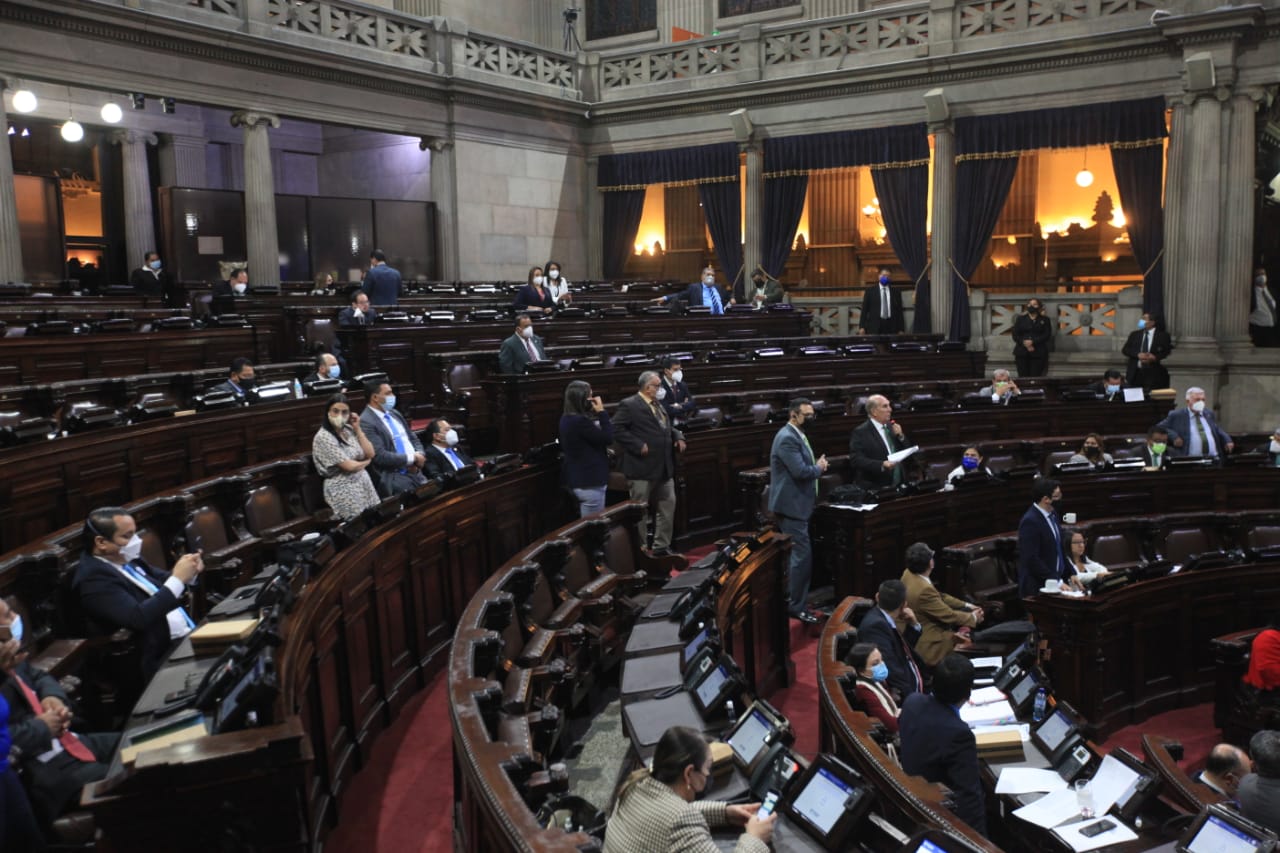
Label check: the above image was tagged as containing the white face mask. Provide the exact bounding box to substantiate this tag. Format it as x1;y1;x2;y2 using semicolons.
520;325;534;339
656;386;667;401
1257;275;1268;286
1270;438;1280;454
702;275;715;286
329;415;347;430
120;534;143;563
444;428;459;447
233;282;247;295
1191;400;1206;414
548;270;560;280
533;275;544;286
671;369;683;384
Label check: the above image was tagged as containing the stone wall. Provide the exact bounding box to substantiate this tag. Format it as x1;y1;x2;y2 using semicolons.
317;129;431;201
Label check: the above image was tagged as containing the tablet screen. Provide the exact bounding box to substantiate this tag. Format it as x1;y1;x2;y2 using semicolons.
683;628;709;667
695;664;728;709
727;708;772;766
1037;710;1073;753
1186;814;1269;853
791;766;855;835
1010;671;1037;707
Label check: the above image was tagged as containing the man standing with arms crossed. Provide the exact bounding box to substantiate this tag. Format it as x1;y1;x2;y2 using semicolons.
614;371;686;557
769;398;828;625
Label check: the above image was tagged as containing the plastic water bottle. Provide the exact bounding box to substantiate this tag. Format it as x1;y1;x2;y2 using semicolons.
725;699;736;722
292;378;303;399
1033;687;1047;722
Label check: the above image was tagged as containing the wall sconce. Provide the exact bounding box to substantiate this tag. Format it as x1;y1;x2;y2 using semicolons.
861;198;887;245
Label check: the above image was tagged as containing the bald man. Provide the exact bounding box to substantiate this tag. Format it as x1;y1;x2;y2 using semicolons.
849;394;910;490
1194;743;1250;798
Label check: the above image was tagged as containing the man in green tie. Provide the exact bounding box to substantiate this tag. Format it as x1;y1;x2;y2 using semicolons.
768;398;828;624
849;394;911;490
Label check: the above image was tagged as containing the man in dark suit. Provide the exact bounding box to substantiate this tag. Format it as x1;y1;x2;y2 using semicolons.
1155;387;1233;460
1239;729;1280;832
1121;312;1172;392
421;418;475;480
1140;426;1171;469
768;398;829;623
211;267;248;315
1011;297;1053;377
658;356;697;425
0;640;44;851
338;290;378;327
899;654;987;836
210;356;256;400
1016;478;1077;597
0;597;119;824
857;269;904;335
362;249;402;306
359;380;427;496
498;315;547;374
856;579;925;701
613;371;686;556
71;507;203;681
849;394;910;490
1192;743;1249;798
654;266;734;314
129;250;167;297
1086;368;1128;401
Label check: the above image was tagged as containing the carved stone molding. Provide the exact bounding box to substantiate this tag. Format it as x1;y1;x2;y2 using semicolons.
419;136;454;153
230;110;281;132
107;128;159;146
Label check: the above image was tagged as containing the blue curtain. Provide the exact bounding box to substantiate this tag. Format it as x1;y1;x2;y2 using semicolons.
761;174;808;280
871;164;930;331
951;155;1020;341
699;181;744;291
1110;144;1165;319
602;189;646;280
766;125;929;172
953;98;1167;155
598;143;739;188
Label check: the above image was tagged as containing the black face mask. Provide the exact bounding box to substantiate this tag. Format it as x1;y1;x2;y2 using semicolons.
753;278;764;287
1026;305;1039;314
237;376;256;390
1084;446;1101;459
1051;497;1064;513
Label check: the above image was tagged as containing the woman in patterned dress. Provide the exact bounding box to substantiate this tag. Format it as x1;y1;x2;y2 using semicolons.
311;395;380;520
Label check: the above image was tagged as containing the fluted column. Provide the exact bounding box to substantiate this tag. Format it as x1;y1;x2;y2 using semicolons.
742;141;763;301
1170;94;1223;343
109;129;159;273
423;136;458;280
231;110;281;286
585;156;602;280
928;121;956;338
1162;99;1188;329
0;81;25;282
158;133;208;188
1216;88;1260;346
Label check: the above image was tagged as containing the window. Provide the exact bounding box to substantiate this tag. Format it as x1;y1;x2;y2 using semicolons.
587;0;656;42
720;0;799;16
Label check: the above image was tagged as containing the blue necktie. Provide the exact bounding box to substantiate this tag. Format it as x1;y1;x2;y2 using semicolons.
446;448;464;469
124;562;195;629
706;285;723;315
1048;514;1065;576
384;413;407;454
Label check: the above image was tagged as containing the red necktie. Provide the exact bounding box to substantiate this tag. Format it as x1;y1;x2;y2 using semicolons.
893;617;924;692
524;337;537;360
14;673;96;762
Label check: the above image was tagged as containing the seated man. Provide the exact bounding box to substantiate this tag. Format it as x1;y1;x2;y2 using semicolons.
0;640;44;851
658;356;697;425
359;380;427;496
71;507;203;680
899;542;982;667
945;446;997;487
1239;729;1280;832
1192;743;1249;798
900;653;987;836
0;598;120;826
1086;368;1128;401
1140;426;1171;470
979;368;1020;404
338;290;378;327
653;265;735;314
421;418;476;479
211;268;248;315
210;356;256;400
498;315;547;375
309;352;341;385
1261;426;1280;468
856;579;925;701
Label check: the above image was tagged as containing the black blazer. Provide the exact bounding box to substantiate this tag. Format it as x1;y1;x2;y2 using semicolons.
856;607;924;701
72;552;183;680
848;419;909;489
899;693;987;835
1016;505;1074;597
1139;446;1170;469
1121;327;1172;388
421;443;475;479
0;661;68;759
338;306;378;327
559;412;614;489
612;393;683;483
1011;312;1052;355
859;284;904;334
658;377;697;422
512;285;556;312
129;267;165;297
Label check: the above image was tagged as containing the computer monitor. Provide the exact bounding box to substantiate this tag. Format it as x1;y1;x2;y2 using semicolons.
1031;708;1077;758
681;626;714;673
724;701;786;773
783;753;872;849
1007;667;1041;717
689;655;741;718
1177;804;1278;853
898;829;986;853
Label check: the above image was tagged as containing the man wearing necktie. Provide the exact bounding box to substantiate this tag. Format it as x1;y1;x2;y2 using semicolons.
359;380;428;496
857;268;904;335
768;398;829;624
653;266;734;314
1156;387;1234;460
856;579;926;701
848;394;911;490
0;598;121;824
422;418;477;480
71;507;204;681
613;371;686;557
1016;478;1080;597
498;316;547;374
1121;312;1172;392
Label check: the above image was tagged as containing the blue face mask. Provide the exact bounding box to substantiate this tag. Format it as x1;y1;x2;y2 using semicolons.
961;456;979;471
871;662;889;682
149;259;162;271
879;275;890;285
1137;318;1147;330
327;364;341;379
383;394;396;411
1105;384;1119;395
8;614;22;644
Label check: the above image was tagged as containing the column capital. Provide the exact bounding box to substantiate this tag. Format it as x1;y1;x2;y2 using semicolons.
419;136;453;153
738;140;761;155
927;119;953;137
108;128;158;147
230;110;280;131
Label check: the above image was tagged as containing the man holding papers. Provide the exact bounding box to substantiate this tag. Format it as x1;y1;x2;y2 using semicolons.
849;394;914;490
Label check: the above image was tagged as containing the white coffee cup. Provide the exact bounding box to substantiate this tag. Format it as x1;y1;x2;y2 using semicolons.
1045;579;1062;592
1063;512;1077;524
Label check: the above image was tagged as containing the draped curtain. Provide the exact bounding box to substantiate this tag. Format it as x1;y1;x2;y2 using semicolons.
871;163;930;331
598;143;740;281
950;156;1020;341
1110;144;1165;319
761;174;808;282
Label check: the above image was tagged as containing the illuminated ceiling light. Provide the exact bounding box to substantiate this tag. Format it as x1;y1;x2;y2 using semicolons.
60;119;84;142
1075;148;1093;187
11;89;37;113
100;102;123;123
6;125;13;136
20;128;29;137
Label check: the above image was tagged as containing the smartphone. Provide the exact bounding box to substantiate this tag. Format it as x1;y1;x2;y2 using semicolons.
1079;819;1116;838
756;791;779;821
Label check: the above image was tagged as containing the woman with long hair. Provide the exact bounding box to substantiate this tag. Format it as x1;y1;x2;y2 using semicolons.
559;380;613;518
513;265;555;314
311;394;380;519
845;641;901;733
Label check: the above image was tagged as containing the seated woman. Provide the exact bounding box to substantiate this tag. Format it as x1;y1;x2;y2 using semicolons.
945;446;996;488
1245;613;1280;695
1067;433;1114;469
845;641;901;734
1067;531;1108;582
604;725;775;853
311;394;381;520
512;266;555;315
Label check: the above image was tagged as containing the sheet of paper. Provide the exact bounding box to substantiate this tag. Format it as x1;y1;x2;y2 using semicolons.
1086;754;1140;816
1053;817;1138;852
960;698;1016;727
973;723;1030;742
1122;388;1144;403
829;503;879;512
971;656;1003;670
887;445;919;463
969;685;1008;706
1012;788;1083;829
996;767;1069;795
975;677;995;687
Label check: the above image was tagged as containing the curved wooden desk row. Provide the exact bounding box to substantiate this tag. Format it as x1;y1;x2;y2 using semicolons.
1208;626;1280;747
449;502;791;853
816;597;1001;853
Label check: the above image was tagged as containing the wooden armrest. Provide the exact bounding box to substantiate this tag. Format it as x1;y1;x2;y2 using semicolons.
29;637;88;678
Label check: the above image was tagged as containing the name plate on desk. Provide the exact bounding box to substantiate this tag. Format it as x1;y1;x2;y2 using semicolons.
118;712;209;766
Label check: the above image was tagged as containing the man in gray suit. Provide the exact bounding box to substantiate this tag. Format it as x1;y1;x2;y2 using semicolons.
498;315;547;374
1240;729;1280;832
768;398;828;624
613;371;685;556
359;379;427;497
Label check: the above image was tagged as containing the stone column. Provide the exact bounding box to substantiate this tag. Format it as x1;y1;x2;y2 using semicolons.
928;121;956;338
1169;94;1223;344
230;110;281;287
423;136;458;281
585;156;602;280
109;129;159;274
742;141;763;300
158;133;208;189
1162;99;1187;329
0;81;25;282
1216;88;1260;347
